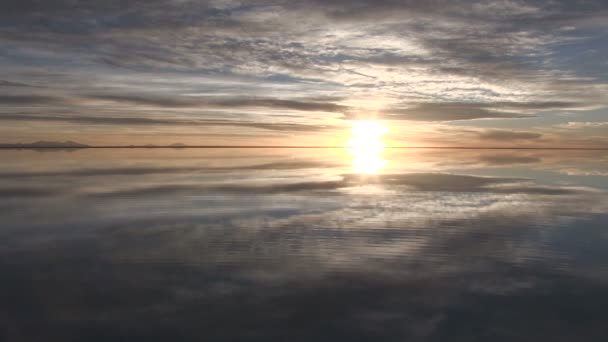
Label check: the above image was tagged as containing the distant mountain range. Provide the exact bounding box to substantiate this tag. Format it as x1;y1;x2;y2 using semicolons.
0;140;90;148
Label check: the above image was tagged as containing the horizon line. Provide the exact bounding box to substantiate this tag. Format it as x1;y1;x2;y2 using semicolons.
2;145;608;150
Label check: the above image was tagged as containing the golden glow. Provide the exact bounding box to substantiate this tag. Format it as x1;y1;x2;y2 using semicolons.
347;120;387;174
348;120;387;149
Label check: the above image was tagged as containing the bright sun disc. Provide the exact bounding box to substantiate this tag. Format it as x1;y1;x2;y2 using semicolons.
347;120;388;150
347;120;388;174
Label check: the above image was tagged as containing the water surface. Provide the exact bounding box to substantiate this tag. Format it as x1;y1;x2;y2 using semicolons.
1;148;608;341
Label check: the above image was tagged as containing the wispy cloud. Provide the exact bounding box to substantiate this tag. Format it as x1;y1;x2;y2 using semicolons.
0;80;43;88
558;122;608;129
0;0;607;145
86;173;587;198
477;129;542;141
0;113;335;132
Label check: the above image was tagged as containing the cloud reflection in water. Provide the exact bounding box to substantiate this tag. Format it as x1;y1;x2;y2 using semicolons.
0;148;607;341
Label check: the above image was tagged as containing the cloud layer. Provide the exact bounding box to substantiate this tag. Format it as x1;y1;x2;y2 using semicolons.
0;0;607;145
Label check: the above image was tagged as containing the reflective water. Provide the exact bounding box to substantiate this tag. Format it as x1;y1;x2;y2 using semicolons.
1;148;608;341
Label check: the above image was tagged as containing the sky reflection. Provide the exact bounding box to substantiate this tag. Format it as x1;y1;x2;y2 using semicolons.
348;146;387;175
0;148;607;341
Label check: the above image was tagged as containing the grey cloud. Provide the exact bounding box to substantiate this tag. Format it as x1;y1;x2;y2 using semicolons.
376;101;583;122
0;0;607;140
0;93;348;113
89;184;206;198
378;103;532;121
0;1;596;75
491;101;583;111
436;128;544;143
0;95;66;105
0;113;182;125
87;94;205;108
225;122;333;133
308;0;551;22
89;94;349;113
0;80;42;88
1;2;604;89
478;129;542;141
221;99;348;113
0;114;333;132
1;1;225;32
0;187;62;197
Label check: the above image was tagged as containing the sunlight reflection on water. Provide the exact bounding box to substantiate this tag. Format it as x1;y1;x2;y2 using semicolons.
1;148;608;341
349;145;387;174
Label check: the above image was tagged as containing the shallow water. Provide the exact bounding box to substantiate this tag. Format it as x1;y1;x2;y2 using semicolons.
1;148;608;341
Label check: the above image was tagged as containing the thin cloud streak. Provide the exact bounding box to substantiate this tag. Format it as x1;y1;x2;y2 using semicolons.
0;114;335;133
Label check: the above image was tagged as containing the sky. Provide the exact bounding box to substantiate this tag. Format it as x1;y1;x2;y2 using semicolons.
1;0;608;147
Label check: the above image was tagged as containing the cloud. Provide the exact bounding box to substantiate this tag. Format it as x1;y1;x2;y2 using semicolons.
0;93;348;113
88;94;349;113
0;95;66;105
377;103;531;121
0;187;62;197
0;80;42;88
477;129;542;141
376;102;585;122
558;122;608;129
0;0;607;144
0;113;334;132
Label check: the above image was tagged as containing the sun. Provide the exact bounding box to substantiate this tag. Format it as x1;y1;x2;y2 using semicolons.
347;120;388;150
347;120;388;174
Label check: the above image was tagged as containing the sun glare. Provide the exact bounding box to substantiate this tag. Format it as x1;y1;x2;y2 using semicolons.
347;120;388;174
